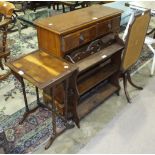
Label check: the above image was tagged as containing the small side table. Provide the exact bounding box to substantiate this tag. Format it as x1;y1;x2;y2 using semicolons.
6;50;79;149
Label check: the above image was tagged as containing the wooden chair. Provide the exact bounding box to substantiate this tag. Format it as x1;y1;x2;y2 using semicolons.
121;10;151;103
123;11;155;76
0;1;15;80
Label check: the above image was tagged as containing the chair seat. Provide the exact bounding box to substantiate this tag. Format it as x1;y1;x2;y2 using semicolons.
145;36;155;45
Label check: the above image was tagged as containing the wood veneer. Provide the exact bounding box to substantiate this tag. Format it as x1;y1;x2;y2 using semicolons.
34;5;122;57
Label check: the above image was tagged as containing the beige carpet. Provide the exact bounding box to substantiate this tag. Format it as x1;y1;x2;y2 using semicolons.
79;63;155;154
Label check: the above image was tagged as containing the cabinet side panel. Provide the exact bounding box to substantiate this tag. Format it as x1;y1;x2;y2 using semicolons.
37;27;62;57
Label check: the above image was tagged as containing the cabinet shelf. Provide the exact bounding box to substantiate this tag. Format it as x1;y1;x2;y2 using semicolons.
78;63;118;95
76;43;123;73
78;83;118;119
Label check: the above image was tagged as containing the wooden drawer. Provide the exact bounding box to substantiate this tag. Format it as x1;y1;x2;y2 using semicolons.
111;16;121;32
62;26;96;52
96;19;112;37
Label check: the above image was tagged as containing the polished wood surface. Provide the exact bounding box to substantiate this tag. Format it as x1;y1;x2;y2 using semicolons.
34;5;122;35
35;5;123;119
6;50;79;149
77;43;123;72
6;50;77;89
121;10;151;71
35;5;122;57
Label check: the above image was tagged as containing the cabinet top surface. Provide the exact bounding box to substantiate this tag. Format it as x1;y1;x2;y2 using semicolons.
6;51;76;89
34;5;122;35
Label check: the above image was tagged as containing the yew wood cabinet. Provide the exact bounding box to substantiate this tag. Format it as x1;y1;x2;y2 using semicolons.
34;5;124;121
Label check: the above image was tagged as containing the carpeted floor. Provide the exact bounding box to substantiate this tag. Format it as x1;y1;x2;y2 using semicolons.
0;6;155;154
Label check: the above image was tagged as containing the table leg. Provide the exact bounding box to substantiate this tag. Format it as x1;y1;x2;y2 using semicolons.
19;78;30;124
36;87;41;105
70;5;75;11
64;79;75;129
45;86;57;149
62;4;65;13
69;70;80;128
20;84;52;124
36;87;49;110
18;77;46;124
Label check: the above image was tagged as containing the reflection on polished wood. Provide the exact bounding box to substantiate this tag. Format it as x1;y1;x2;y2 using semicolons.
6;50;77;89
34;5;122;57
6;50;79;149
34;5;122;34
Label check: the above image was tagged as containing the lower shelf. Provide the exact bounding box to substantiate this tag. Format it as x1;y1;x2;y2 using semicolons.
78;82;118;119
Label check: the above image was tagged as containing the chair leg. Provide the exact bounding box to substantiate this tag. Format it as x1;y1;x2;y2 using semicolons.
2;27;7;53
126;72;143;90
122;73;131;103
62;4;65;13
151;54;155;76
147;44;155;76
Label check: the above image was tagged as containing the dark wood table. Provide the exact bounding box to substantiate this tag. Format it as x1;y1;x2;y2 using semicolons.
6;50;79;149
60;1;90;13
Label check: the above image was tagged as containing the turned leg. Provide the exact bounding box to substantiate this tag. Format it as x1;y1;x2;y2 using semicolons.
122;73;131;103
2;27;7;53
0;59;4;70
127;72;143;90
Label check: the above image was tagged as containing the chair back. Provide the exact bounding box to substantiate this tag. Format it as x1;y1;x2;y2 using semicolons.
0;1;15;17
121;10;151;72
122;12;135;42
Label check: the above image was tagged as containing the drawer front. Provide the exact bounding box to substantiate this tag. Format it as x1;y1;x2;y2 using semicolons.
62;26;96;52
62;32;80;52
96;19;112;37
79;26;96;45
111;16;121;32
